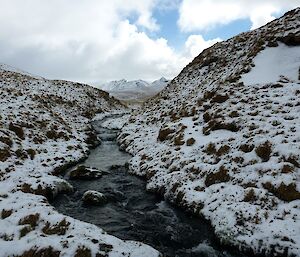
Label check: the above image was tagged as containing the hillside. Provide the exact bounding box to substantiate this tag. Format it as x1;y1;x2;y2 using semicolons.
100;78;169;102
0;67;160;256
118;8;300;257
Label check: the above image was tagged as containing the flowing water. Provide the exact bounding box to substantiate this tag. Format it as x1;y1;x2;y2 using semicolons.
53;116;248;257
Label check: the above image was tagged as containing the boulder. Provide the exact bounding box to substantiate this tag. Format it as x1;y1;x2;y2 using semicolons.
82;190;107;205
69;165;103;180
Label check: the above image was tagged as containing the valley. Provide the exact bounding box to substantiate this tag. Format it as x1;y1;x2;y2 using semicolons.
0;7;299;257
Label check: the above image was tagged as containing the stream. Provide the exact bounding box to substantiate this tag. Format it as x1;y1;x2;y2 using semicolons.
53;116;248;257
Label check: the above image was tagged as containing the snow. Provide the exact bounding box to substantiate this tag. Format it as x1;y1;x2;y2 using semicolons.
0;66;160;257
118;8;300;257
100;77;169;92
98;78;169;101
100;79;150;91
0;63;42;79
242;43;300;85
101;115;130;130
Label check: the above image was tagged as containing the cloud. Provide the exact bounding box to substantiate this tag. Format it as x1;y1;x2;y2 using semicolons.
0;0;177;82
184;35;222;58
178;0;300;32
4;0;294;83
92;20;188;81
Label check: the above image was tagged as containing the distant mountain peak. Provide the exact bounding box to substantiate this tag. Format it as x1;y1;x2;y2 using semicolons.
98;77;170;101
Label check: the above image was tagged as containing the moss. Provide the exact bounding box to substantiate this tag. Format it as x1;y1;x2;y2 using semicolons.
229;111;239;118
186;138;195;146
19;225;32;238
15;149;28;160
281;164;295;174
205;166;230;187
19;214;40;228
244;188;256;202
203;120;240;135
203;112;212;122
216;145;230;156
74;247;92;257
203;90;216;100
0;136;13;147
263;182;300;202
85;131;99;148
174;133;185;146
157;127;175;142
204;143;216;155
284;155;299;168
42;219;70;236
1;209;13;219
9;123;24;140
99;243;113;253
20;183;55;200
255;141;272;162
0;148;11;162
33;136;45;144
211;94;229;104
175;191;185;205
239;144;254;153
46;130;69;140
26;149;36;160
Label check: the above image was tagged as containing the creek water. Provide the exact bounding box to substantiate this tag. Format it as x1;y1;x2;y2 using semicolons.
53;117;248;257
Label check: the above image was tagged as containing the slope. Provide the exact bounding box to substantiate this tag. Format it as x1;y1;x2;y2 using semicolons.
0;67;160;257
118;8;300;257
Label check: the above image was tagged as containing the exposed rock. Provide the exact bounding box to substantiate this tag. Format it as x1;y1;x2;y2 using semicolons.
69;165;103;180
82;190;107;205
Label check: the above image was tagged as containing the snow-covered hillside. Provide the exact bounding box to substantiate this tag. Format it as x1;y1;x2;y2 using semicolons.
0;67;160;256
99;77;169;102
118;8;300;257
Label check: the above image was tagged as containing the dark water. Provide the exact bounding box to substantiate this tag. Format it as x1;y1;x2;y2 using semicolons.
53;117;248;257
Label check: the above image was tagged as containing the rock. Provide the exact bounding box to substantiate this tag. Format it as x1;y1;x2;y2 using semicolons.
69;165;103;180
82;190;107;205
109;164;123;170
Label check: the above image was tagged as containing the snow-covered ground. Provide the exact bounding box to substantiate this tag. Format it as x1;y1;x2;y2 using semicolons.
242;43;300;85
118;8;300;257
0;67;160;256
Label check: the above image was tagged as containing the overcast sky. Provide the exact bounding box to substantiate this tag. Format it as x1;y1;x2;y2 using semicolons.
0;0;298;83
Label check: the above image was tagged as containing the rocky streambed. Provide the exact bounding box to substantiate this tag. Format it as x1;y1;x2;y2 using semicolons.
53;116;249;257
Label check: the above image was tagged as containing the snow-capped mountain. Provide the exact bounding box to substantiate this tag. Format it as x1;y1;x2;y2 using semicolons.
99;77;169;102
118;8;300;257
151;77;169;90
101;79;150;92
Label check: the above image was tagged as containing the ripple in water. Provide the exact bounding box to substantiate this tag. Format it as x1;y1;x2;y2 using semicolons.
53;118;249;257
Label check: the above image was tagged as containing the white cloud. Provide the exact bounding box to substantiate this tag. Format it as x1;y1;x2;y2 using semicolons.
4;0;294;83
178;0;300;32
0;0;179;82
184;35;222;58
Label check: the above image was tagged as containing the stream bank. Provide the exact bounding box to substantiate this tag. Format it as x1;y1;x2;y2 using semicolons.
53;116;249;257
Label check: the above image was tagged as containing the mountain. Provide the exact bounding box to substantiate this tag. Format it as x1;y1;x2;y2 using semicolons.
118;8;300;257
0;66;159;256
99;77;169;102
101;79;150;91
151;77;169;90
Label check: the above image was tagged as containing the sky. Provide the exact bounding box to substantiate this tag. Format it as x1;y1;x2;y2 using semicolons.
0;0;299;84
